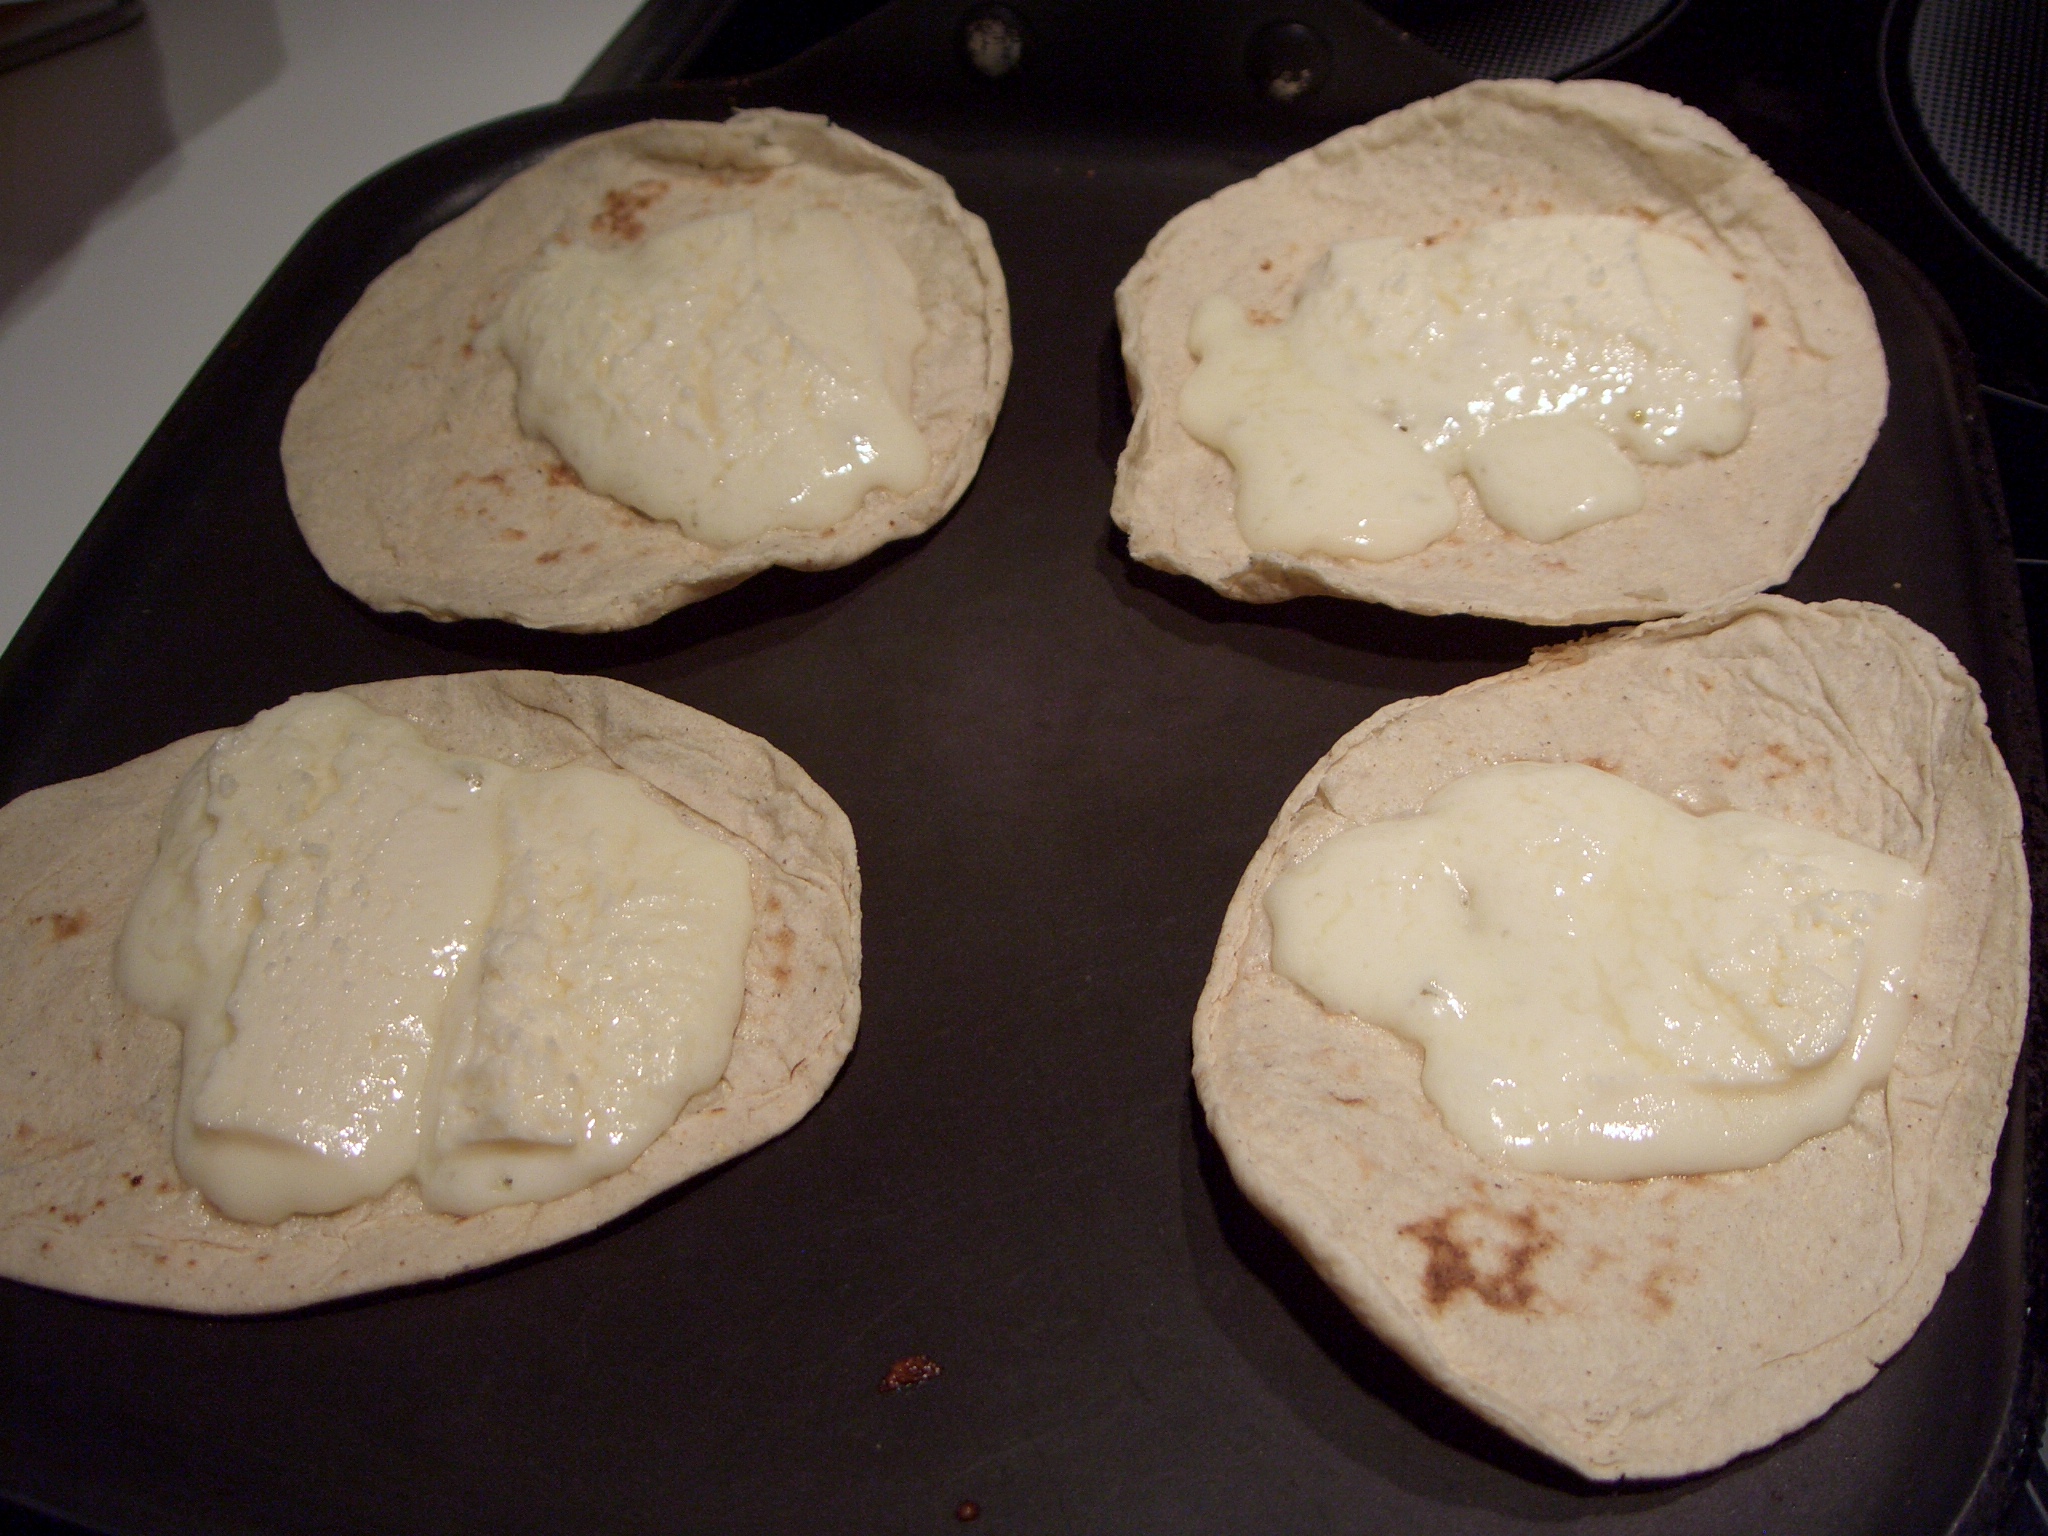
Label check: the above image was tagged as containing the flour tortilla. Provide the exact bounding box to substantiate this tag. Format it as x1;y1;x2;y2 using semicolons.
1193;597;2027;1479
1113;80;1887;624
283;110;1011;632
0;672;861;1312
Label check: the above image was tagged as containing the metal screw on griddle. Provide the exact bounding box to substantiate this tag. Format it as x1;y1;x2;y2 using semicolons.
959;3;1024;79
1246;19;1332;103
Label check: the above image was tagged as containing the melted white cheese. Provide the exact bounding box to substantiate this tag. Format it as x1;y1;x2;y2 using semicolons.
1180;216;1752;557
419;766;752;1213
115;694;753;1223
1264;762;1928;1180
498;205;931;547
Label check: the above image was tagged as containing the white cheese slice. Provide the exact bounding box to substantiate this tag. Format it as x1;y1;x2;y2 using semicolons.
115;694;754;1223
1264;762;1929;1180
419;766;752;1215
498;205;931;547
1178;296;1458;561
1179;216;1752;558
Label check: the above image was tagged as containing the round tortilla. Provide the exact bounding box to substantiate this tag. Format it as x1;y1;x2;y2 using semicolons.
0;672;861;1312
1193;597;2027;1479
283;110;1011;632
1112;80;1887;625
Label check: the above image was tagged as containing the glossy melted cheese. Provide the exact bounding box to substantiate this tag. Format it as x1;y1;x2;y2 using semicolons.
498;205;931;547
1264;762;1928;1180
115;694;753;1223
1180;216;1752;557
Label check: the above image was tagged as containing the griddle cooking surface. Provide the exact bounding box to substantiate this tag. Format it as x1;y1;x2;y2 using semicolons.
0;35;2040;1536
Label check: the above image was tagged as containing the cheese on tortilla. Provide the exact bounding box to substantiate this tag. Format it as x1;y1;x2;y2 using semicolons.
1194;597;2026;1478
1114;80;1887;623
283;111;1009;632
497;206;931;544
1265;760;1929;1181
0;673;860;1312
117;692;755;1224
1179;216;1753;555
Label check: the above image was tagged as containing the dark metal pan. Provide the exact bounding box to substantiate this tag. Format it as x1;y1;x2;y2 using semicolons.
1;5;2040;1530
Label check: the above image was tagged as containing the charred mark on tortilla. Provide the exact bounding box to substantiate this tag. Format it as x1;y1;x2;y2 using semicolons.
1640;1263;1688;1315
34;910;89;941
1401;1202;1557;1312
590;178;672;243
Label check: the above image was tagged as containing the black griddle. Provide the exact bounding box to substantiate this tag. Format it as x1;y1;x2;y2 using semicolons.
1;4;2043;1533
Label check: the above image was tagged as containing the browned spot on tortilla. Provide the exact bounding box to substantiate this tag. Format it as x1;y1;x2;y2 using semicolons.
1626;205;1658;223
545;462;583;489
154;1254;168;1265
1579;756;1620;774
91;1044;102;1063
771;964;792;986
1718;754;1741;770
536;550;563;565
1731;270;1746;281
257;1254;269;1262
1753;313;1768;329
498;528;527;543
186;1259;197;1268
1762;743;1811;783
93;1198;105;1210
35;910;89;941
1699;676;1716;691
1249;309;1280;326
59;1211;83;1226
38;1241;50;1254
1583;1245;1617;1276
1422;231;1445;247
128;1174;144;1188
769;928;795;953
1642;1263;1693;1314
578;541;600;555
1538;557;1571;573
591;178;672;242
880;1354;941;1392
453;471;508;492
1258;258;1273;272
459;341;475;360
1400;1202;1557;1312
763;893;782;914
1534;199;1554;214
157;1180;174;1194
